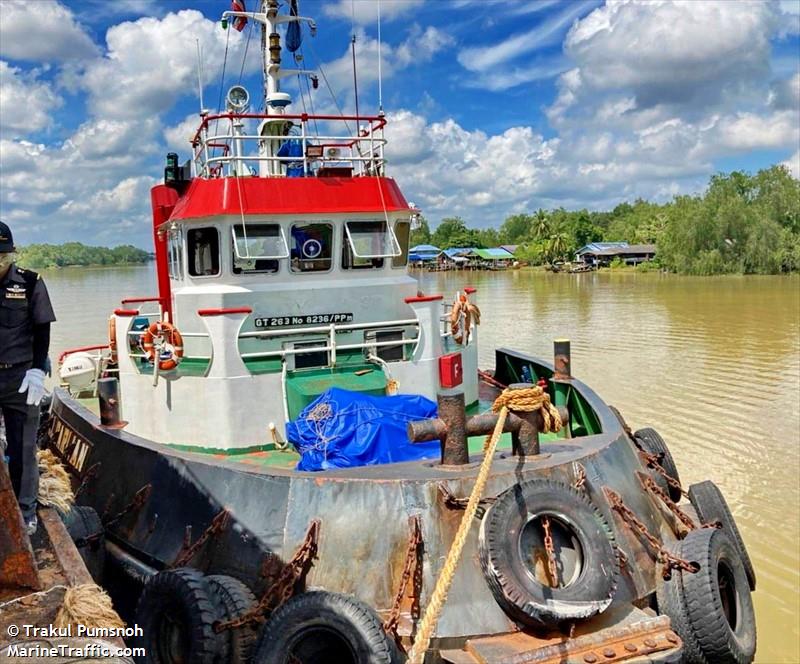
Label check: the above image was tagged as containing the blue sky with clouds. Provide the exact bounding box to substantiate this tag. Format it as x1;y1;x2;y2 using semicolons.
1;0;798;248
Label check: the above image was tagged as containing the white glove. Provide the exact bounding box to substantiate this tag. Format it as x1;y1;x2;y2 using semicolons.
18;368;46;406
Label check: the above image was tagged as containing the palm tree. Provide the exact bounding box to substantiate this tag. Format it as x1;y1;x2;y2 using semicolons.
533;209;550;241
548;232;569;261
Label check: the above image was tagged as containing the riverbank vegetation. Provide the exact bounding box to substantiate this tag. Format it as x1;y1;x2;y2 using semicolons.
18;243;151;269
411;166;799;275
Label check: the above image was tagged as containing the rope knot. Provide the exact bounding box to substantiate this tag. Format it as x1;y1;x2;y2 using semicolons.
491;386;563;433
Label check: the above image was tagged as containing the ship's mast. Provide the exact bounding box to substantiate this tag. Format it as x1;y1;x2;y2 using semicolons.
224;0;316;116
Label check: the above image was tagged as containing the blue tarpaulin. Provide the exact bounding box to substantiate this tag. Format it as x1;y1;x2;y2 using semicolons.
287;388;440;471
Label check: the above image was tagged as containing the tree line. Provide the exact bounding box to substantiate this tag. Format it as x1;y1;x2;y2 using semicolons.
17;242;151;269
410;165;799;275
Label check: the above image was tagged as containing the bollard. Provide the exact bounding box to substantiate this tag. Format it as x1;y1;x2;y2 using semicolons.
506;383;541;456
553;338;571;380
438;392;469;465
98;377;124;428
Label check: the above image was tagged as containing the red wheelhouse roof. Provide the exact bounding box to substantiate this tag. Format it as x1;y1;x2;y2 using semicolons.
168;176;411;221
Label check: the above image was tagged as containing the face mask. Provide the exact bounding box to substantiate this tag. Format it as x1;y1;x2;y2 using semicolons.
0;253;16;271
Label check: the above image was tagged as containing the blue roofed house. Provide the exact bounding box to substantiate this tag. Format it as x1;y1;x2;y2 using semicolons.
575;242;656;266
408;244;442;265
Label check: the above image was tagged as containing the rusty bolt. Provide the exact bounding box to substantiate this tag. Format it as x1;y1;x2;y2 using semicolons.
666;632;679;644
602;648;616;658
583;655;598;664
624;643;637;653
644;638;658;648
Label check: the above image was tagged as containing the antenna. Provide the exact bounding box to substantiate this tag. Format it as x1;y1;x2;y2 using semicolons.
377;0;383;113
195;38;205;111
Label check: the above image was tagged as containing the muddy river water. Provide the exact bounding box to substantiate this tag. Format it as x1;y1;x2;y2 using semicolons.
42;265;800;662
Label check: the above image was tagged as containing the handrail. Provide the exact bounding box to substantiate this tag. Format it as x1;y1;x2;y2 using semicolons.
121;296;165;305
58;344;108;364
197;307;253;316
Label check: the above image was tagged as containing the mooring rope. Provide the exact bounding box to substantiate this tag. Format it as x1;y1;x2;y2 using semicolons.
54;584;125;630
409;386;560;662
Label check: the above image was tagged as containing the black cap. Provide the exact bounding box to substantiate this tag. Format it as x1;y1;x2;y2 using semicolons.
0;221;14;253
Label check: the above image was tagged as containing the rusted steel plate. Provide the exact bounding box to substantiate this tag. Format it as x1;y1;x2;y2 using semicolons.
39;509;94;587
464;605;681;663
0;463;40;591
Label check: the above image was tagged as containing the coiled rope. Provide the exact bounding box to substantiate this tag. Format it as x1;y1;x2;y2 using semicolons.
408;387;560;662
55;583;125;630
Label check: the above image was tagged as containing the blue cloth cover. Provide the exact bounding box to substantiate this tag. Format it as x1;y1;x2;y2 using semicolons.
287;388;440;471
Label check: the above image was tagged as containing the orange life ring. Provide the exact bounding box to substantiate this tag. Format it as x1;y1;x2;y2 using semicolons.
142;321;184;371
108;315;118;364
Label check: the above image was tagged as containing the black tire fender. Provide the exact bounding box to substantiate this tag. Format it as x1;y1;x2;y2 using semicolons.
206;574;258;664
134;567;223;664
62;505;105;582
688;480;756;591
252;591;399;664
655;539;707;664
479;479;619;628
661;528;756;664
634;427;682;503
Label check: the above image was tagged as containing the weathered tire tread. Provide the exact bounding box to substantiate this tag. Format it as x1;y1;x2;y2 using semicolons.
135;567;221;664
479;479;619;627
634;427;682;502
206;574;258;664
688;480;756;590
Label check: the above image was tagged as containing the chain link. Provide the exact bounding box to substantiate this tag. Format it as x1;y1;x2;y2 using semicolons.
170;509;230;568
215;519;320;633
541;516;560;587
639;451;688;498
383;515;423;638
604;488;698;579
102;484;152;529
639;473;696;534
74;462;101;499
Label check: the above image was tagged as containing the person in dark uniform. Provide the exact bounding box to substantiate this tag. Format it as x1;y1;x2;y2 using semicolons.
0;221;56;534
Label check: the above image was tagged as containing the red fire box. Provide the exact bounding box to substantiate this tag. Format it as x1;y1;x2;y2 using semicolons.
439;352;463;388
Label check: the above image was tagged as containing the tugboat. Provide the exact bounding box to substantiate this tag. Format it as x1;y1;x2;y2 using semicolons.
45;1;757;662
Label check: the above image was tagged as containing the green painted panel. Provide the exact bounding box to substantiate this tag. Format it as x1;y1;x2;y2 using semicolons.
285;366;388;419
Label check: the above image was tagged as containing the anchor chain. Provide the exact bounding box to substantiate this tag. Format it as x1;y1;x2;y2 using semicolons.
437;483;496;513
639;473;697;534
639;451;688;499
170;509;230;568
102;484;152;528
73;462;101;499
541;516;560;587
573;462;587;491
383;515;423;639
604;488;698;579
214;519;320;633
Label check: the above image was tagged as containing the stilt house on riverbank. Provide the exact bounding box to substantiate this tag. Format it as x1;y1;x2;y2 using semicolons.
575;242;656;267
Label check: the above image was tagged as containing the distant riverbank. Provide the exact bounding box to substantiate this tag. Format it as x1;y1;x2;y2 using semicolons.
17;242;151;269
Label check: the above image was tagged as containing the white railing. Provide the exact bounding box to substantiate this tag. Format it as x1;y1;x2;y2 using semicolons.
125;315;418;368
191;112;387;179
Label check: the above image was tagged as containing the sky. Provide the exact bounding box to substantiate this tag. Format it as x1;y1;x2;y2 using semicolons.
1;0;799;249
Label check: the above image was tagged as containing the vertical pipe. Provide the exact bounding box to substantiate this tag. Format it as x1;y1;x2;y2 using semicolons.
507;383;541;456
438;392;469;465
553;338;571;410
98;378;122;427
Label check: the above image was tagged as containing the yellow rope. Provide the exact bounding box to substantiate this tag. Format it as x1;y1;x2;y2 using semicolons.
37;449;74;514
54;583;125;630
491;385;562;433
409;387;562;662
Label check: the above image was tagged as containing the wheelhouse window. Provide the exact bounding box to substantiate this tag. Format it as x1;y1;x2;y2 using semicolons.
290;222;333;273
167;228;183;280
392;221;410;268
187;227;220;277
232;223;288;274
342;220;401;270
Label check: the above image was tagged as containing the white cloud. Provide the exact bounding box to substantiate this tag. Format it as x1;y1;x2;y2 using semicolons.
0;61;63;137
458;1;594;73
0;0;98;62
164;113;202;152
781;150;800;178
323;0;424;25
561;0;779;114
59;175;158;217
769;72;800;109
81;10;251;120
